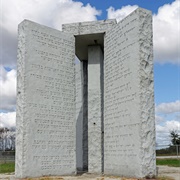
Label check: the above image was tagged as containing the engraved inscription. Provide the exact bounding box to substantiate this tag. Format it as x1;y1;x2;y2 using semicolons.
62;20;116;35
104;13;141;173
17;20;75;176
28;28;75;159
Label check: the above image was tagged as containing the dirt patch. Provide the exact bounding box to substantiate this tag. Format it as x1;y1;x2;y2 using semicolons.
0;169;179;180
157;165;180;180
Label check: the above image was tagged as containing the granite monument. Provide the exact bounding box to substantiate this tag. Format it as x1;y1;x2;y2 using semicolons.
16;8;156;179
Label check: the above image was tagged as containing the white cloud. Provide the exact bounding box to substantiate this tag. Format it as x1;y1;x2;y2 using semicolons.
156;120;180;133
52;1;101;30
155;100;180;146
107;5;138;22
156;100;180;114
0;66;16;111
1;0;101;32
0;0;101;67
155;115;164;123
153;0;180;64
0;112;16;128
156;100;180;148
156;120;180;146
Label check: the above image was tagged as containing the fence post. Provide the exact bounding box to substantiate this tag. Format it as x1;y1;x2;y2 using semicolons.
176;145;179;159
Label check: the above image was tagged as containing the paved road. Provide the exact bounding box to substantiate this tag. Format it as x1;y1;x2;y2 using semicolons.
157;156;179;159
0;167;180;180
157;165;180;180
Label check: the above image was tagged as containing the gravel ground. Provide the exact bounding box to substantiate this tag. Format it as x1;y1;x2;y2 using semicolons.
157;165;180;180
156;156;179;159
0;173;135;180
0;166;179;180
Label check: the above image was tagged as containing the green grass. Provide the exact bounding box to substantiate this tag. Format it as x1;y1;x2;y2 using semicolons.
0;162;15;173
156;158;180;167
0;160;179;175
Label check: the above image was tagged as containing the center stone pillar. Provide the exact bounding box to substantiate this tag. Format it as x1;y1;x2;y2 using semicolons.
88;45;104;173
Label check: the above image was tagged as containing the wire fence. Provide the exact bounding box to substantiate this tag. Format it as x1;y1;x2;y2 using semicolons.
0;145;179;164
156;144;180;159
0;151;15;163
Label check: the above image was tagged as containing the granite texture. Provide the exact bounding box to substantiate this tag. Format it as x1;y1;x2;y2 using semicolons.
88;46;104;173
75;62;88;172
16;20;76;178
82;61;88;171
104;8;156;178
75;63;83;171
62;20;116;35
62;20;116;61
138;8;156;178
16;8;156;179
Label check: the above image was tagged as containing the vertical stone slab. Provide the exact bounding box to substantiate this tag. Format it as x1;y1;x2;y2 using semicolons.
139;9;156;177
82;61;88;171
104;8;156;178
16;20;75;178
75;63;83;171
88;45;103;173
75;61;88;172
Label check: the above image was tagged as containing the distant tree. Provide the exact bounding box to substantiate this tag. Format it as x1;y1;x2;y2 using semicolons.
0;127;16;151
170;130;180;145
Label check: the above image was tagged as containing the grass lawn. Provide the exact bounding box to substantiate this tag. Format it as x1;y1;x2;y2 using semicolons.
156;158;180;167
0;160;179;177
0;162;15;173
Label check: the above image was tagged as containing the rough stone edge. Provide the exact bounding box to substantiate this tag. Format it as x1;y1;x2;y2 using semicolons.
138;8;156;178
15;20;28;178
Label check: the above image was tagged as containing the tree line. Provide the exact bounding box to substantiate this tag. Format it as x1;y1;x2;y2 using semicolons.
156;130;180;155
0;127;16;151
0;127;179;153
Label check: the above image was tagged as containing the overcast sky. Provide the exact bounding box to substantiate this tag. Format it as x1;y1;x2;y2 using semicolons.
0;0;179;146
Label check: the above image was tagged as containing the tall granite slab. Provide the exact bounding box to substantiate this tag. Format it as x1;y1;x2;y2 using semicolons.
81;61;88;171
104;8;156;178
88;45;104;173
75;63;83;171
75;62;88;171
16;20;75;178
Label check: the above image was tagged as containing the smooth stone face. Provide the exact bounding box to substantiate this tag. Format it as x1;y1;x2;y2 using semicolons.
75;62;88;172
88;45;103;173
16;20;76;178
62;19;117;35
75;63;83;171
104;8;156;178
